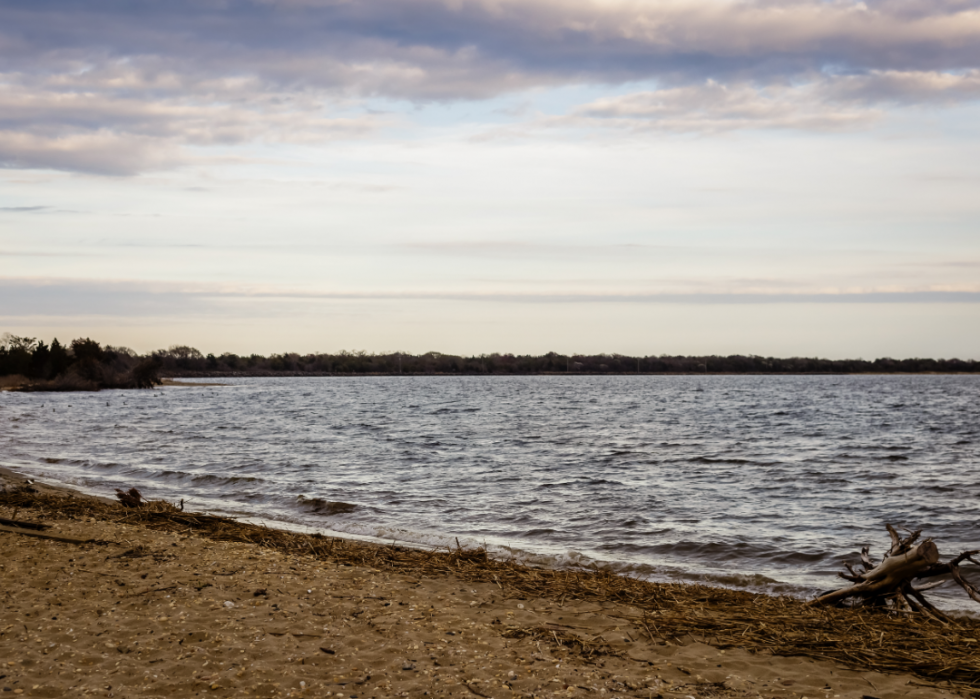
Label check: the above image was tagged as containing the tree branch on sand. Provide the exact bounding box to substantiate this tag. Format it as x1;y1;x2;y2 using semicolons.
811;524;980;622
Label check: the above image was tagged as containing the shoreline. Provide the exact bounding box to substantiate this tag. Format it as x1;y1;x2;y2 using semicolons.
2;469;977;698
3;372;976;394
161;372;980;378
0;465;117;504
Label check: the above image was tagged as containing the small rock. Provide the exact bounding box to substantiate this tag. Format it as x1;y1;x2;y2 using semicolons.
223;601;235;608
723;677;749;691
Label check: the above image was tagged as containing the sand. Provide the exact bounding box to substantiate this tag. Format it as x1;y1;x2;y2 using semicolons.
0;468;970;699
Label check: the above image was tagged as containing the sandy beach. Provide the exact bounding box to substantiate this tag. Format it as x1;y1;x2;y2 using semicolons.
0;467;974;699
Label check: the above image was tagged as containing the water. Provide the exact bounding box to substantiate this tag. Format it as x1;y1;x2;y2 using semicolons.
2;375;978;608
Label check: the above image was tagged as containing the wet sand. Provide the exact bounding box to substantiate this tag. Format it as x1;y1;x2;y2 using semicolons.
0;467;968;699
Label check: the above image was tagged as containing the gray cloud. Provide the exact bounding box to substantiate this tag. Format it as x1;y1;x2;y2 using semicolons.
0;250;93;256
398;241;665;259
0;131;182;176
8;1;980;82
0;77;386;174
2;278;978;321
2;1;980;172
6;1;980;83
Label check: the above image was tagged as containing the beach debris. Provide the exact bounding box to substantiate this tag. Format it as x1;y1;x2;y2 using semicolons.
114;487;146;508
462;680;491;698
811;523;980;618
0;523;93;545
5;488;980;692
0;516;49;531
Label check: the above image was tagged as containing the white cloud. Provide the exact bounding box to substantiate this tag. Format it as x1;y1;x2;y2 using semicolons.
829;69;980;104
538;70;980;134
560;80;878;132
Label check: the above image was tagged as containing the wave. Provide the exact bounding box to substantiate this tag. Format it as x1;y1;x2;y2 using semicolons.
156;469;268;487
296;495;358;516
6;373;978;613
582;478;624;486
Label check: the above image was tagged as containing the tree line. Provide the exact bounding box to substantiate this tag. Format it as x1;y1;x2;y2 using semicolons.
121;344;980;375
0;334;160;390
3;334;978;387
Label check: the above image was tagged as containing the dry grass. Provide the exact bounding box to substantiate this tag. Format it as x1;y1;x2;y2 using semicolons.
0;374;28;390
4;488;979;694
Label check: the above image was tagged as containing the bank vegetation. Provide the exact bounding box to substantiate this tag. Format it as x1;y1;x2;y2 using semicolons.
3;333;978;389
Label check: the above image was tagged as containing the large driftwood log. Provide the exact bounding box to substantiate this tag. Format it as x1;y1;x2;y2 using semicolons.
815;539;938;606
811;524;980;617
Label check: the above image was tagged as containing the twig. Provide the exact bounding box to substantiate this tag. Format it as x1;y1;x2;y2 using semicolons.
462;680;491;698
125;585;178;598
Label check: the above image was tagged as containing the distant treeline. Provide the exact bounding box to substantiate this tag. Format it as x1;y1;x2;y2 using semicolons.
0;334;160;390
136;344;980;375
3;335;979;386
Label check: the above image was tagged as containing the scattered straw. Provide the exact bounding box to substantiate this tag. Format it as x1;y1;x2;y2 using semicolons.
4;489;979;694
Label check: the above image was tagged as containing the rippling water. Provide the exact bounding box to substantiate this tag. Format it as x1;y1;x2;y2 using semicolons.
2;375;978;607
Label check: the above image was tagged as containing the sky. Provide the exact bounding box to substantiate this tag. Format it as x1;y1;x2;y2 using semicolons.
1;0;979;358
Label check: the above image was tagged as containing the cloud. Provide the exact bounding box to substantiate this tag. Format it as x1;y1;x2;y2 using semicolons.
532;70;980;133
1;277;978;322
828;68;980;104
5;1;980;88
3;1;980;172
0;130;182;176
559;80;879;133
0;205;49;212
398;240;665;259
0;76;386;174
0;250;92;256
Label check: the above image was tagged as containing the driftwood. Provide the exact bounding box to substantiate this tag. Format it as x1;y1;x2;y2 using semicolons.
0;516;48;531
812;524;980;619
115;487;146;508
0;523;93;544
